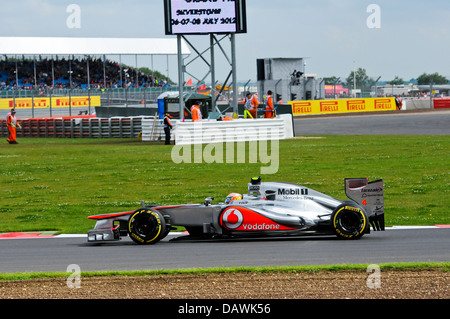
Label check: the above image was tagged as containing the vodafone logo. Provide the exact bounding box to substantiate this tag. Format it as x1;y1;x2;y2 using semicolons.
221;208;243;229
220;207;295;232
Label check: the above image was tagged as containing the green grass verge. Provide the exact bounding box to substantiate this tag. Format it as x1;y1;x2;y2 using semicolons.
0;136;449;234
1;262;449;281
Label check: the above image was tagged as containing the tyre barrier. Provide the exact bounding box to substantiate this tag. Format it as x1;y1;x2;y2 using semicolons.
0;116;147;139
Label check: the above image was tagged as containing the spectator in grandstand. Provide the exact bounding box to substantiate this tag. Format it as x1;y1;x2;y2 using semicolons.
0;57;170;90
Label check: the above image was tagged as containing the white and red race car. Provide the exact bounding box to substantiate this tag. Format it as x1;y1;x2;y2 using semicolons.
87;177;385;245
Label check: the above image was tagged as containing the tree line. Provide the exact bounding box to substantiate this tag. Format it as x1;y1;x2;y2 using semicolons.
324;69;449;91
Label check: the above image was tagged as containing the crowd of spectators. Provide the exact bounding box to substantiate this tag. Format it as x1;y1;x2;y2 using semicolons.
0;57;171;90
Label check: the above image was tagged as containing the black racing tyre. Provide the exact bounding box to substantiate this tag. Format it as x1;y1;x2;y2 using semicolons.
128;208;166;245
331;201;368;240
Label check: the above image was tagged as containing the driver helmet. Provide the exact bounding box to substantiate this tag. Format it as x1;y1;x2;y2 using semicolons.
225;193;242;204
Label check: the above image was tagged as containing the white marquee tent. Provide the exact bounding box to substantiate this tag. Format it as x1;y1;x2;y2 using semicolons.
0;37;190;88
0;37;190;56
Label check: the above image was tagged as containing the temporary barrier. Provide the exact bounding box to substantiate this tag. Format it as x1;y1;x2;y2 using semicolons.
0;116;145;139
140;114;294;145
402;99;431;110
289;97;397;116
141;116;166;142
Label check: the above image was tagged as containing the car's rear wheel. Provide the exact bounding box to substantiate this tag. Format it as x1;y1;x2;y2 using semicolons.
331;201;368;240
128;208;166;245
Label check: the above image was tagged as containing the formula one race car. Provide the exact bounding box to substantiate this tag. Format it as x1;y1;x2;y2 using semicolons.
87;177;385;244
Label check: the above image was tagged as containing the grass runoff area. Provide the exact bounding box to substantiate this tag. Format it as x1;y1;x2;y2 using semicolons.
0;135;448;234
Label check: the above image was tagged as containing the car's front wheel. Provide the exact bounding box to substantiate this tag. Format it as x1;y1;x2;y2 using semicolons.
128;208;166;245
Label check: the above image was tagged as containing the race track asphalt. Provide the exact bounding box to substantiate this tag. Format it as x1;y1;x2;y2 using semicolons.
294;110;450;135
0;228;449;273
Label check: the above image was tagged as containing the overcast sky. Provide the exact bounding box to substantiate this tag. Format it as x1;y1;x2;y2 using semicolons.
1;0;449;83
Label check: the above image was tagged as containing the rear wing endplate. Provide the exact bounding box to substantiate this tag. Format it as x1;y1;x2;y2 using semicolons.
345;178;385;231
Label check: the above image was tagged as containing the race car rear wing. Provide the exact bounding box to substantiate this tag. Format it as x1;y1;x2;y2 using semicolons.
345;178;385;231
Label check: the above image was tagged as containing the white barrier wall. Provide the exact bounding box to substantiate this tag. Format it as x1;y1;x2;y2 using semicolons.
402;99;432;110
141;114;294;145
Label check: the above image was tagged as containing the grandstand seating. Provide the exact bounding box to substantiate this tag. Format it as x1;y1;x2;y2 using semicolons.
0;57;170;90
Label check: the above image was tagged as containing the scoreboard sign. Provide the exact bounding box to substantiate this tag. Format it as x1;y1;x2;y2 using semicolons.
164;0;247;35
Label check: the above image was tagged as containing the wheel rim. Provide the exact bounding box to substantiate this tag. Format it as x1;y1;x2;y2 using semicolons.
338;211;363;233
130;213;159;240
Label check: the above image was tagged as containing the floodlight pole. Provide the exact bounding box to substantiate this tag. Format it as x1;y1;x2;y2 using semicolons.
86;56;90;89
210;34;216;114
231;33;238;114
51;56;55;87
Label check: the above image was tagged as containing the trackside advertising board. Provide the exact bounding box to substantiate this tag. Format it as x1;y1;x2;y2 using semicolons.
289;97;397;116
433;98;450;109
0;96;101;110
